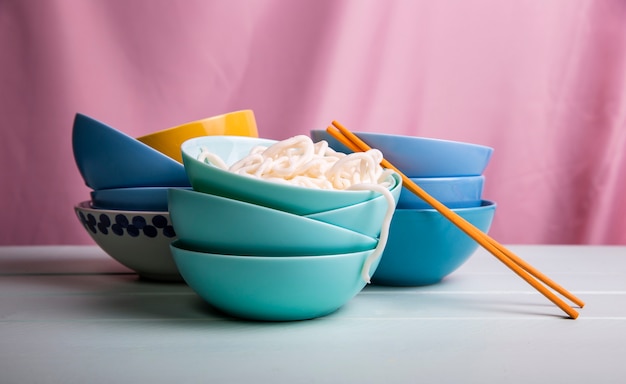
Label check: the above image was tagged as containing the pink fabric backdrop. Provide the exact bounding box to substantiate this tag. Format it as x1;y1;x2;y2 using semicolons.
1;0;625;245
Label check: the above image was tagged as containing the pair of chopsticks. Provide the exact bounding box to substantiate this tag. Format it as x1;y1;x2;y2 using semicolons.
327;121;584;319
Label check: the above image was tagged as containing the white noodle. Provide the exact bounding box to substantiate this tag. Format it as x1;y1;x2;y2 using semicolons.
198;135;397;282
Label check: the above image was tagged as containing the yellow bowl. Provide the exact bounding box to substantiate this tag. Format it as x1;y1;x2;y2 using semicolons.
137;109;258;163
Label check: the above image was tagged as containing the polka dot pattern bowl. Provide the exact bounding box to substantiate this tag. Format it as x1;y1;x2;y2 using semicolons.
74;201;181;281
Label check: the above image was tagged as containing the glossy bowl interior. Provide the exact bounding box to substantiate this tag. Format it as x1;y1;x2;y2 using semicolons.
180;135;399;215
90;186;191;212
170;240;380;321
397;175;484;209
305;172;401;238
72;113;190;190
137;110;258;163
371;200;496;286
168;188;379;256
74;201;181;281
310;130;493;177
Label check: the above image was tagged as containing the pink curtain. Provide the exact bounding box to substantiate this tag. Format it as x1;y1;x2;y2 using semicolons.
1;0;625;245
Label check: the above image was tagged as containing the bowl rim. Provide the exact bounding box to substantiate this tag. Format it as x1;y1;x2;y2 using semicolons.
310;129;493;150
74;200;171;215
394;199;496;213
136;109;256;140
170;239;376;260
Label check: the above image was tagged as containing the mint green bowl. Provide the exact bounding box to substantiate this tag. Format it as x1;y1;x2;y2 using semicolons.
305;172;401;238
180;136;398;215
170;240;380;321
168;188;379;255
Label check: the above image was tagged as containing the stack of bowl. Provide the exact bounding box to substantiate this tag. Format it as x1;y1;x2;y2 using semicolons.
72;111;258;281
310;130;496;286
168;135;403;321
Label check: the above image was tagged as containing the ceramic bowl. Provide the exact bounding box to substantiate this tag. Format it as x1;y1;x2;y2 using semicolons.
168;188;379;255
74;201;181;281
305;172;402;238
72;113;190;190
397;175;484;209
170;240;380;321
310;130;493;177
136;110;258;163
90;186;192;211
180;135;398;215
370;200;496;286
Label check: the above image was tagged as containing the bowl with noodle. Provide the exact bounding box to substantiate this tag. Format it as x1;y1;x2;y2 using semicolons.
170;240;381;321
180;135;399;215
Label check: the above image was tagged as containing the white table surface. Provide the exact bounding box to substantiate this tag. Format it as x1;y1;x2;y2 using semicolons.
0;244;624;383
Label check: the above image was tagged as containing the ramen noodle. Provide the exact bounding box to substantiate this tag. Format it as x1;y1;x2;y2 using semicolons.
198;135;396;283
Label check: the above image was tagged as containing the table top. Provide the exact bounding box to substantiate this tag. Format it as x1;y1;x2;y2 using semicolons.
1;244;624;383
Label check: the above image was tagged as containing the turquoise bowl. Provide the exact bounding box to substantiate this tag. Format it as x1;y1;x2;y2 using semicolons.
310;130;493;177
170;240;380;321
397;175;484;209
180;136;398;215
72;113;190;190
371;200;496;286
91;186;192;211
305;172;402;238
168;188;379;255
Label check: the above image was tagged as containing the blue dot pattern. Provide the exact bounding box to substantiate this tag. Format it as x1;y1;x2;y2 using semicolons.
77;211;176;238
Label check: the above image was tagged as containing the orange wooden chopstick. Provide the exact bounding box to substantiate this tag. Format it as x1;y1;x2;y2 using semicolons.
327;121;584;319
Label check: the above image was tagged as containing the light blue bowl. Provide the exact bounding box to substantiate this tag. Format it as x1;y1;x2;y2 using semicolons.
310;130;493;177
397;176;484;209
91;186;192;211
170;240;380;321
371;200;496;286
168;188;379;255
305;172;402;238
72;113;191;189
180;136;399;215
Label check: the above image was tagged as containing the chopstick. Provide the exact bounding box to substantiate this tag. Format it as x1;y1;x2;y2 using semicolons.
327;121;584;319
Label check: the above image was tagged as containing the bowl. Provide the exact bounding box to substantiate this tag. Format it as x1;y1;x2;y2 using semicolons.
305;173;402;238
90;186;192;211
74;201;181;281
167;188;379;255
136;110;258;163
310;130;493;177
170;240;381;321
371;200;496;286
180;135;398;215
397;175;484;209
72;113;191;190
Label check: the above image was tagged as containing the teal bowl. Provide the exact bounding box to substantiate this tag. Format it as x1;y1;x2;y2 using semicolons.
371;201;496;286
310;130;493;177
170;240;380;321
72;113;190;189
397;175;484;209
305;172;402;238
180;136;398;215
168;188;379;255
